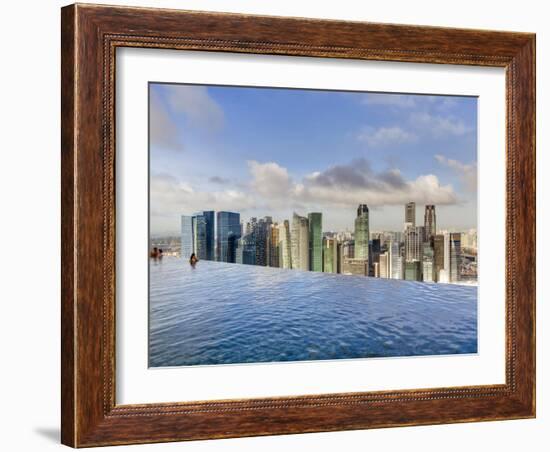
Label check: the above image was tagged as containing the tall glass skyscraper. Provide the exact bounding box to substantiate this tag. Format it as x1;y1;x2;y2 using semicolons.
236;233;256;265
181;215;194;259
323;237;338;273
291;212;309;271
278;220;292;269
201;211;215;261
405;225;424;262
308;212;323;272
449;232;462;282
192;215;207;259
354;204;369;261
405;201;416;226
433;234;445;282
424;205;436;242
216;211;241;263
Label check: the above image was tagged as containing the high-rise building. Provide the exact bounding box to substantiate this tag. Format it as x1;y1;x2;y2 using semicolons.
424;205;436;242
422;242;434;282
404;261;422;281
253;216;271;266
323;237;338;273
342;258;368;276
269;223;280;268
181;215;194;259
308;212;323;272
355;204;369;261
404;225;424;262
405;202;416;226
450;232;462;282
278;220;292;269
389;240;402;279
433;234;445;282
379;252;390;278
192;215;207;259
370;238;381;276
439;232;451;283
291;213;309;271
216;211;241;263
236;233;256;265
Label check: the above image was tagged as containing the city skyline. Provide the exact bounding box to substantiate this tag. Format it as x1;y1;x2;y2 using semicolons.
176;202;477;285
150;83;478;236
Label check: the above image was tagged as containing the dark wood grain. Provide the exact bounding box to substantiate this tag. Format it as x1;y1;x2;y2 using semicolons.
61;3;536;447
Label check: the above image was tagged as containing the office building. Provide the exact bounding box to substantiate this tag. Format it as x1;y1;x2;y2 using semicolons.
308;213;323;272
192;215;207;259
291;213;309;271
323;237;338;273
379;252;390;278
449;232;462;282
405;225;424;262
389;240;402;279
424;205;436;242
422;242;434;282
433;234;445;282
278;220;292;269
404;261;422;281
269;223;280;267
216;211;241;263
342;258;369;276
181;215;194;260
236;233;256;265
405;201;416;226
355;204;370;261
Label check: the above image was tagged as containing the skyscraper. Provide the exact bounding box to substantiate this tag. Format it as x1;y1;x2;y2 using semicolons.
291;213;309;271
422;242;434;282
433;234;445;282
181;215;194;259
449;232;462;283
389;240;403;279
439;232;451;283
424;205;436;242
404;261;422;281
379;252;390;278
216;211;241;263
308;212;323;272
269;223;280;268
404;225;424;262
253;216;271;266
236;233;256;265
405;202;416;227
323;237;337;273
192;214;207;259
354;204;369;261
204;211;215;260
278;220;292;269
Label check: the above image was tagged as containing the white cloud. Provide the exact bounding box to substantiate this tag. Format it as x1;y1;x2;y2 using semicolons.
247;160;292;197
149;92;184;151
150;158;463;234
361;93;417;108
299;161;457;208
163;85;224;129
357;126;417;147
410;112;472;137
435;154;477;192
149;173;257;234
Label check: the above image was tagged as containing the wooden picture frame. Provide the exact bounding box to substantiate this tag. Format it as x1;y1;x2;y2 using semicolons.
61;3;535;447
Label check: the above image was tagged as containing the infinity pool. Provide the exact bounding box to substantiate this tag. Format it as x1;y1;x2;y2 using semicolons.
149;258;477;367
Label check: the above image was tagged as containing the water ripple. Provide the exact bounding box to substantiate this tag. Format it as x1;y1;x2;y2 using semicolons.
149;258;477;367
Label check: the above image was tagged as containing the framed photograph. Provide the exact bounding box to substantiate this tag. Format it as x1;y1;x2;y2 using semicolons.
61;3;535;447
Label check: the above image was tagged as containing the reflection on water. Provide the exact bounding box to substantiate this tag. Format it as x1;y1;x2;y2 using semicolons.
149;257;477;367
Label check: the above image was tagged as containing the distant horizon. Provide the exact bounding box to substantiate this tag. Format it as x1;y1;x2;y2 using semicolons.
149;84;477;236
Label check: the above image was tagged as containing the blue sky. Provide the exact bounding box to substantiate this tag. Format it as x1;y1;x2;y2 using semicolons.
149;83;477;235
